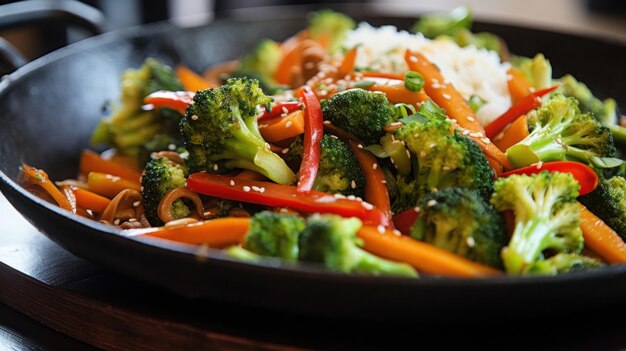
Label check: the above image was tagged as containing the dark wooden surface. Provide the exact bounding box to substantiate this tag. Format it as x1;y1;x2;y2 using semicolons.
3;191;626;351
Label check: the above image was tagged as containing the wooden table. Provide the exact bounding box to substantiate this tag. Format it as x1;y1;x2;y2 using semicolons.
2;191;626;350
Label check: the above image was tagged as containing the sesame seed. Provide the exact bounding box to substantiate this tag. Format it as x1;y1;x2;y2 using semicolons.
442;166;451;171
494;132;505;141
243;186;251;192
372;163;378;170
191;115;199;121
429;143;436;149
390;158;395;164
113;219;121;225
467;116;474;122
463;129;470;135
132;201;141;207
347;195;356;200
285;121;293;128
213;164;219;171
413;133;419;138
128;218;137;222
282;148;289;154
381;180;387;184
334;193;346;199
414;206;421;212
330;135;339;139
319;90;328;96
409;56;418;62
393;229;402;236
280;113;288;118
357;144;364;149
168;143;176;151
282;106;289;114
323;120;332;125
351;180;357;189
427;199;437;207
259;124;268;129
420;150;426;157
377;225;385;234
259;187;265;193
536;161;544;169
265;143;271;149
466;236;476;247
230;180;235;186
362;202;374;210
251;186;261;192
406;150;411;158
529;87;536;93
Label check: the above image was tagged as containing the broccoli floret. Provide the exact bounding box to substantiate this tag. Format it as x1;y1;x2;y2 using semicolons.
91;58;184;157
321;89;393;145
287;135;365;196
234;39;282;88
141;157;189;226
412;6;473;38
137;134;184;167
490;171;584;276
180;77;295;184
524;253;603;275
579;175;626;240
389;100;494;213
511;53;552;90
307;9;355;54
411;188;507;268
506;94;616;169
298;214;418;277
243;211;306;260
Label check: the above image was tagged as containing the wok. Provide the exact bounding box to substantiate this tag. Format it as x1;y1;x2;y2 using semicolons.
1;8;626;321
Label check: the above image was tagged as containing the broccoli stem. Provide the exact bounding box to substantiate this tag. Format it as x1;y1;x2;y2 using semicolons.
504;217;552;274
608;124;626;145
351;248;418;277
507;134;594;168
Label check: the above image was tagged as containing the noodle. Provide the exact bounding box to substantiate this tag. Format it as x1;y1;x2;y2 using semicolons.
157;187;204;223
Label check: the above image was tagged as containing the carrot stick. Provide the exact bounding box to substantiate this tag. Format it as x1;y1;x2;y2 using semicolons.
578;203;626;264
404;50;511;170
507;68;533;104
338;46;357;76
364;77;429;105
259;110;306;143
80;150;142;183
135;217;250;248
176;65;217;91
493;114;529;152
21;164;74;212
87;172;141;198
357;226;502;277
275;42;303;85
71;187;111;213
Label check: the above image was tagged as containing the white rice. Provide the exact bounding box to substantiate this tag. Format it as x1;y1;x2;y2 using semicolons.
342;23;511;125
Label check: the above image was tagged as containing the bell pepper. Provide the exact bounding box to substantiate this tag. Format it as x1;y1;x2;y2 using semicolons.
499;161;598;195
257;101;302;121
392;208;421;235
296;86;323;194
144;90;195;115
187;172;390;227
484;85;558;139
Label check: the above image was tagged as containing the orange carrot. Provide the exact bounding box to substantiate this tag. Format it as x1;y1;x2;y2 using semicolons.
338;46;357;76
71;187;111;213
493;114;529;152
579;203;626;264
404;49;512;170
507;68;533;104
176;65;217;91
259;110;305;143
280;29;309;53
80;150;142;183
275;42;303;85
364;77;429;105
136;217;250;248
357;226;502;277
87;172;141;198
21;164;74;212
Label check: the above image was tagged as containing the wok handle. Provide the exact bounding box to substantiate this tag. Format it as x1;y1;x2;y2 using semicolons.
0;0;106;71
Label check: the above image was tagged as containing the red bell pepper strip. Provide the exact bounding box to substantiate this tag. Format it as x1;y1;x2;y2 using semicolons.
499;161;598;196
296;86;323;194
144;90;195;115
392;207;421;235
257;101;302;121
484;85;558;139
187;172;390;227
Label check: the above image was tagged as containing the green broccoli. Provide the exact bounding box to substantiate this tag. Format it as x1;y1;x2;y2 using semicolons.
179;77;295;184
298;214;418;277
287;135;365;196
141;157;189;226
524;253;603;275
511;53;552;90
233;39;284;93
91;58;184;157
556;74;625;144
243;211;306;260
506;94;616;169
307;9;355;54
321;88;393;145
490;171;584;276
579;175;626;240
412;6;473;39
411;188;507;268
389;100;494;213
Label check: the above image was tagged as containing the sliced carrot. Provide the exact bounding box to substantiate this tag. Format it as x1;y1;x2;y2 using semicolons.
80;149;142;183
71;186;111;213
365;77;429;105
487;157;503;177
357;226;502;277
507;68;533;104
275;41;304;85
21;164;74;212
136;217;250;248
176;65;217;92
87;172;141;198
493;115;529;152
579;203;626;264
338;46;357;76
259;110;305;143
404;50;511;170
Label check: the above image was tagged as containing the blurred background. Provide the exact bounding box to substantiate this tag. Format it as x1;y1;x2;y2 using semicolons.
0;0;625;75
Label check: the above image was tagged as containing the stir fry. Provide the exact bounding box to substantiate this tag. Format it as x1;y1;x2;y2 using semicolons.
21;8;626;278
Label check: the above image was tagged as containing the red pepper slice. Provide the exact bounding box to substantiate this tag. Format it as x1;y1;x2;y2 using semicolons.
296;87;323;194
499;161;598;195
484;85;558;139
144;90;195;115
187;172;390;227
258;101;302;121
392;208;421;235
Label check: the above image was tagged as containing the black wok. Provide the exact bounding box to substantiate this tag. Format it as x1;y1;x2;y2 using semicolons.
1;10;626;321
